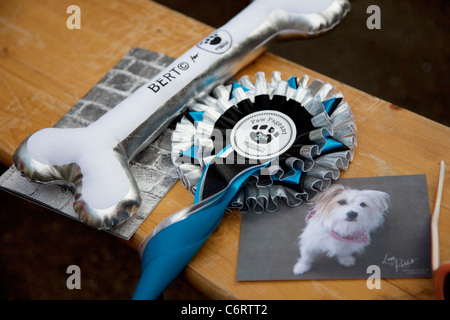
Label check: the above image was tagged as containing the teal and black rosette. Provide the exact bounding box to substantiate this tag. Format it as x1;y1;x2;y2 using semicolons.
172;71;357;212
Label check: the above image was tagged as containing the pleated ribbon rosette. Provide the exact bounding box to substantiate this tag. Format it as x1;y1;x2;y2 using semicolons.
172;71;357;211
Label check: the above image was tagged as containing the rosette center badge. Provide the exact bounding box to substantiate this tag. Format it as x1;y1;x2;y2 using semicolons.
231;110;297;161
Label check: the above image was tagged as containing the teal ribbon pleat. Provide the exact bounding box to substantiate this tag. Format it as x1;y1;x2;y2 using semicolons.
132;159;271;300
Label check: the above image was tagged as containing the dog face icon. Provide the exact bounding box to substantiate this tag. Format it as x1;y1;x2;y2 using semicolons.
249;125;279;144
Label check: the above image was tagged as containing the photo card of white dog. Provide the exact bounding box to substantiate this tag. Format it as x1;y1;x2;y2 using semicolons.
237;174;432;281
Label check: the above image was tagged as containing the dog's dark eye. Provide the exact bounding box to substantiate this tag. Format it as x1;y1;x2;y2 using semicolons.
338;200;347;205
360;202;367;208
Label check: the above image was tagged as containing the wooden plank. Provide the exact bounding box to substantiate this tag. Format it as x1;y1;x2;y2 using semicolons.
0;0;448;299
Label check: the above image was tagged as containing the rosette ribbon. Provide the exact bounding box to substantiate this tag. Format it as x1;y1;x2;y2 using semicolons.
132;72;356;299
132;153;273;300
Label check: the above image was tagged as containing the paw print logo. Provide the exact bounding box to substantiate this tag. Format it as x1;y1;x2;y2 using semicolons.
197;30;232;54
249;125;279;144
203;33;222;46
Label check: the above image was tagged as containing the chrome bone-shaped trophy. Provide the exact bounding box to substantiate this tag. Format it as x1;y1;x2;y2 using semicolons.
13;0;350;230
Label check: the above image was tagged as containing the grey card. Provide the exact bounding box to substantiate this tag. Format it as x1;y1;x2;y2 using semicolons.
237;174;432;281
0;48;179;240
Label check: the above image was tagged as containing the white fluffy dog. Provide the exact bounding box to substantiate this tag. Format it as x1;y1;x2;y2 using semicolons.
293;184;390;275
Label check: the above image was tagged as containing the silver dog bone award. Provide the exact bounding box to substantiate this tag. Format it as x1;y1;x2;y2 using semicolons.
13;0;350;230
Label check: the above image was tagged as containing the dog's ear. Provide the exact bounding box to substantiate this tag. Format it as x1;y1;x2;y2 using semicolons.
314;184;346;205
365;190;390;213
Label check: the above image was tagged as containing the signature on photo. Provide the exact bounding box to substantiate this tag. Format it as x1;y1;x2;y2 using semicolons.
381;254;418;273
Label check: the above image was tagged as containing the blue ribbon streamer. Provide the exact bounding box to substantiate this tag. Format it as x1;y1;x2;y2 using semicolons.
132;158;272;300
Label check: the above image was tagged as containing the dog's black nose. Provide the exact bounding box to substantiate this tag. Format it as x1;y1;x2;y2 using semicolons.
346;211;358;221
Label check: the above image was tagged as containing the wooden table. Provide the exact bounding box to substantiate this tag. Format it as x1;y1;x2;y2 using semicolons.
1;0;448;299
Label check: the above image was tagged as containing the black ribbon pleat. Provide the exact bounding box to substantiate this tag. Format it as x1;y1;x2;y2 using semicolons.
291;132;314;150
289;103;314;135
222;106;244;122
270;95;286;111
327;97;343;116
254;95;270;111
236;98;256;116
214;115;237;131
184;111;196;124
201;151;260;200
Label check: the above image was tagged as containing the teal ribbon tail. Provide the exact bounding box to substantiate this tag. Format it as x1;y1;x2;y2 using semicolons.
132;160;271;300
132;199;224;300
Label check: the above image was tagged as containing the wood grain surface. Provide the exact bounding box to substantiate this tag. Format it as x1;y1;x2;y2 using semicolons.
0;0;448;299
